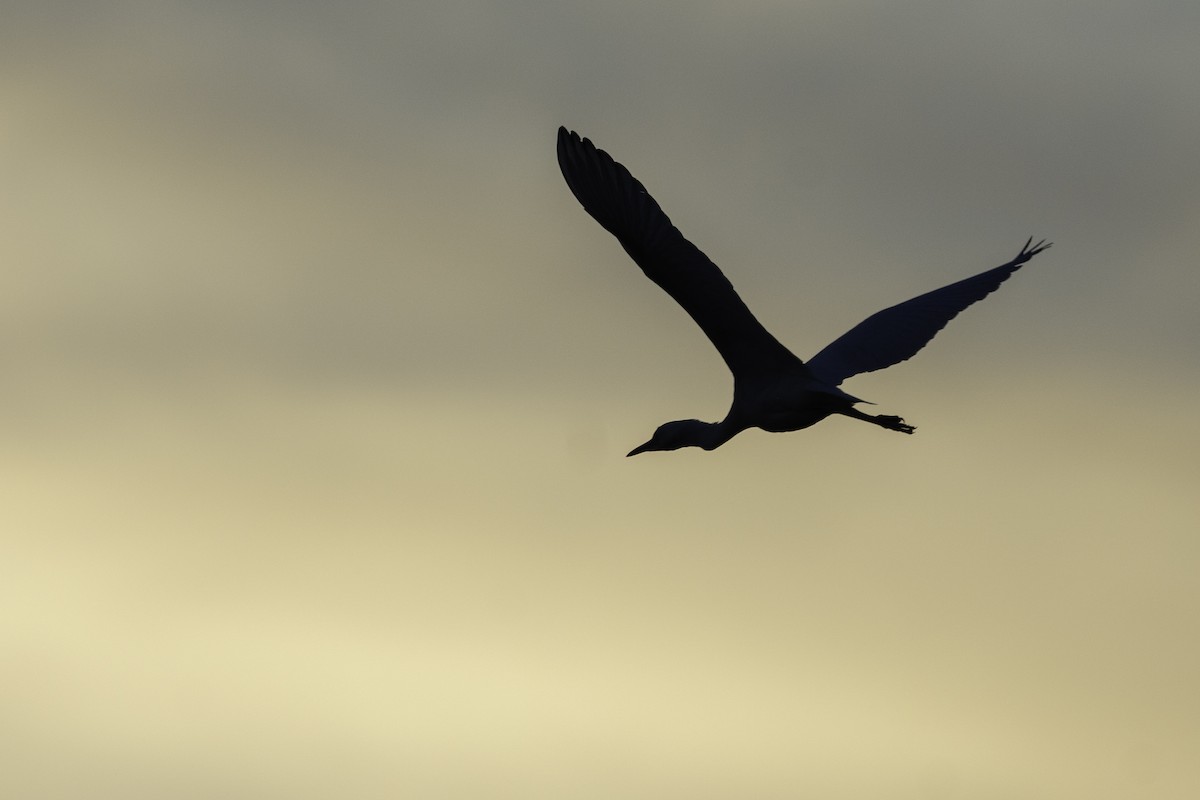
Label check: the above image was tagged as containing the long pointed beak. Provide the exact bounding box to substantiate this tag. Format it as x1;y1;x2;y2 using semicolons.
626;441;653;457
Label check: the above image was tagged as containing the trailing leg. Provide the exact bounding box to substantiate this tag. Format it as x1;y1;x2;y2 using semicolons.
839;406;916;434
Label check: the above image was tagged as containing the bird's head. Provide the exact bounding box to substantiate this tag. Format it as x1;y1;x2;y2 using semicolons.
626;419;715;456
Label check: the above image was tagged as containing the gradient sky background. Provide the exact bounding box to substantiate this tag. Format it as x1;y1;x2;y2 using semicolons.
3;2;1199;798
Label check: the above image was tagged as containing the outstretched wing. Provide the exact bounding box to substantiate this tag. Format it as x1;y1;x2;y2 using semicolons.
557;127;800;379
806;239;1051;386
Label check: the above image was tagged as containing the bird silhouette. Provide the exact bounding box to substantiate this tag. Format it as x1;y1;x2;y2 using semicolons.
556;127;1051;456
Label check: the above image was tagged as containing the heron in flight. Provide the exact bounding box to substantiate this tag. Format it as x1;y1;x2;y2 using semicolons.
556;127;1051;456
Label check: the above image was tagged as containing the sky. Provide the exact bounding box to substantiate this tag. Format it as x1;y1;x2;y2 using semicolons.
3;1;1199;798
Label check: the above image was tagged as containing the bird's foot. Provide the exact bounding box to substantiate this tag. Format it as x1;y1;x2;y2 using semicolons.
877;415;916;434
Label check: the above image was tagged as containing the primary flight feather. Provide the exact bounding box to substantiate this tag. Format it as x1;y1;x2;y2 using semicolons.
557;127;1051;456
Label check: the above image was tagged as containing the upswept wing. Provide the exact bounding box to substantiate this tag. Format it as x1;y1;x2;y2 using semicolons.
557;127;800;379
806;239;1051;386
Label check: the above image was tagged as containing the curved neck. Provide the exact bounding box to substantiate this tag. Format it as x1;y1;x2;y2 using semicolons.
684;418;742;451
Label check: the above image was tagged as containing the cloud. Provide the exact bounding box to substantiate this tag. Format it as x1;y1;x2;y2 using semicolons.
3;4;1199;797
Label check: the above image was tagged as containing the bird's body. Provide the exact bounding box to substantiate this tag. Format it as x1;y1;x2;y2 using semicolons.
556;127;1051;455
